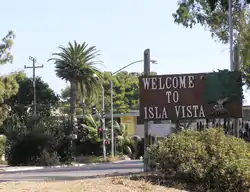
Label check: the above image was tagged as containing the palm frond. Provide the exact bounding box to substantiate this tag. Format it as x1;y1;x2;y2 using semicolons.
48;41;103;99
82;114;98;128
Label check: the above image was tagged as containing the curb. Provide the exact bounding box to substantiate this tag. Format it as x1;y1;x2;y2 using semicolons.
1;167;44;172
0;164;89;172
0;160;141;172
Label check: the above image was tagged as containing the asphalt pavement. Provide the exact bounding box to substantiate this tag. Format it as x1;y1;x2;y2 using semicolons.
0;160;144;182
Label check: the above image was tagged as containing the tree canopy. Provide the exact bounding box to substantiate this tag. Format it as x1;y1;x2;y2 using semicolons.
0;31;15;64
5;71;60;117
173;1;250;88
48;41;103;127
0;31;18;125
59;71;156;115
173;0;247;43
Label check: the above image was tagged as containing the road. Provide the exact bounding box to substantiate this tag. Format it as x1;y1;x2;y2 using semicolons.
0;160;143;182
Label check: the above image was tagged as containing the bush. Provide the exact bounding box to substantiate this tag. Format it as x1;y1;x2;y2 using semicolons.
74;139;103;156
149;128;250;192
0;135;6;158
8;132;60;166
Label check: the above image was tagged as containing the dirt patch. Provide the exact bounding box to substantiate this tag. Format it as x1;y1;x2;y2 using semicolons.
0;177;186;192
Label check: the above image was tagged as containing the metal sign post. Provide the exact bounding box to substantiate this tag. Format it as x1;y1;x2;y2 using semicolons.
143;49;150;172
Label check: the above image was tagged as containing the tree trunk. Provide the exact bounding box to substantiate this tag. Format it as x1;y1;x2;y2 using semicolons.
69;80;77;131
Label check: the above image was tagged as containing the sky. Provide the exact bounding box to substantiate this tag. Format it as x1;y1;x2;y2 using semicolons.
1;0;249;104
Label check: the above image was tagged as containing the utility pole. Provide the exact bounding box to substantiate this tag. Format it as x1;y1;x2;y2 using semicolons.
228;0;242;138
233;45;241;137
93;74;107;160
144;49;150;172
24;56;43;130
110;78;114;157
101;85;107;161
228;0;239;137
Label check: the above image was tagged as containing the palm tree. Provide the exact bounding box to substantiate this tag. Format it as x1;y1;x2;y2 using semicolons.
48;41;103;128
106;121;133;156
78;114;100;142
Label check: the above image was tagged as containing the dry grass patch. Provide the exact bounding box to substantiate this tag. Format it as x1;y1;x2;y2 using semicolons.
0;177;186;192
74;155;123;164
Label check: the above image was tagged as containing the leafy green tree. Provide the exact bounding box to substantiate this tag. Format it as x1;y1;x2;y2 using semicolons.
59;71;157;116
114;71;140;112
204;70;243;103
0;31;15;64
108;71;156;113
60;86;70;102
0;74;19;126
94;71;141;114
0;31;18;126
173;0;246;43
207;0;250;12
173;1;250;89
2;72;60;141
48;41;103;127
238;10;250;87
59;86;91;116
5;71;60;117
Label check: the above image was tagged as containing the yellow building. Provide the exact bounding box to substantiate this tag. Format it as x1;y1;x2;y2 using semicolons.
120;116;137;136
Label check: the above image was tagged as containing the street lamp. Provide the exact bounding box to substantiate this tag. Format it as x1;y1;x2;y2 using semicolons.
110;59;157;157
93;74;107;160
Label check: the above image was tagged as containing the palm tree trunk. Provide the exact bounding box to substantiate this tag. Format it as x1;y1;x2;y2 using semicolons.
67;80;78;160
69;80;77;131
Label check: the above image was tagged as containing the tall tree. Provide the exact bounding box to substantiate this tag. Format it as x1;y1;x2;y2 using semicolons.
78;71;140;114
0;31;15;64
173;1;250;87
59;71;157;115
173;0;247;43
100;71;156;114
0;31;18;125
207;0;250;12
2;72;60;135
5;71;60;117
59;86;85;116
238;10;250;86
48;41;103;128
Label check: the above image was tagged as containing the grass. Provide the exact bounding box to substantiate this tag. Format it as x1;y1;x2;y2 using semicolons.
74;155;124;164
0;160;7;165
0;177;186;192
0;155;124;166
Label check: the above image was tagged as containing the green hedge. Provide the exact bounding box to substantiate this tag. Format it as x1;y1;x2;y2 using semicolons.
149;128;250;192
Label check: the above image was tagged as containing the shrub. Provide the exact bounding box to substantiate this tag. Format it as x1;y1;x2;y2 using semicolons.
149;128;250;192
8;132;60;166
0;135;6;158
